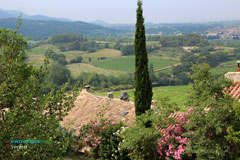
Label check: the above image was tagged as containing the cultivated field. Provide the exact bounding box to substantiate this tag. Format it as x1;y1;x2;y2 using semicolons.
211;59;237;75
91;56;178;72
67;63;127;78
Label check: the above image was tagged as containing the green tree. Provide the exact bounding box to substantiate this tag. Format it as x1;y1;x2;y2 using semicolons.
149;63;156;83
47;62;71;85
0;19;79;159
134;0;152;116
185;64;240;159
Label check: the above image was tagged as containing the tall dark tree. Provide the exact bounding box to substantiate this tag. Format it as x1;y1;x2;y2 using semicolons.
134;0;153;116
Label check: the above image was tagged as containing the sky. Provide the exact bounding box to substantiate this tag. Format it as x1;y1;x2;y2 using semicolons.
1;0;240;24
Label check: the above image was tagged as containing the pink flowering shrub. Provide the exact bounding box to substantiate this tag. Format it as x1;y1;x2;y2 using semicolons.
157;111;191;160
78;118;125;159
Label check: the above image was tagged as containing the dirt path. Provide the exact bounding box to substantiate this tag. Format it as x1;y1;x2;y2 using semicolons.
154;63;181;72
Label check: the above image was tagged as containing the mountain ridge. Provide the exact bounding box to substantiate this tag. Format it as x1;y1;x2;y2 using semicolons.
0;8;73;22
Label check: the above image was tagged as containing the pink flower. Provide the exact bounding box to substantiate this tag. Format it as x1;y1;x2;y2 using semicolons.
173;154;181;160
104;120;110;124
102;127;105;130
93;123;97;127
179;138;188;145
83;137;88;142
157;149;163;156
166;151;170;156
91;143;96;146
86;133;92;138
174;124;182;133
112;122;116;125
188;108;194;112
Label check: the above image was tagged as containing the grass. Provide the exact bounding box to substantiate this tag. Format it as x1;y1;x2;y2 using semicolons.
219;59;237;65
81;49;122;62
91;56;178;72
25;47;51;68
93;85;189;111
59;50;86;61
67;63;127;78
157;68;173;73
59;49;121;62
149;48;184;61
211;59;238;75
211;65;237;75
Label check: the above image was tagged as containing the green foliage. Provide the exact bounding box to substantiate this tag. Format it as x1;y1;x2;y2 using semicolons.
184;64;240;159
120;44;134;56
134;0;153;116
50;33;86;44
76;72;134;91
77;119;126;160
42;62;72;94
69;56;83;64
119;98;180;160
159;34;209;47
48;33;101;52
173;48;230;85
120;123;160;160
225;100;240;158
0;19;79;159
149;63;157;83
46;49;68;65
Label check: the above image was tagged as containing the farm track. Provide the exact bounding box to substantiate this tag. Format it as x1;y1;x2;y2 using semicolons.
154;63;181;72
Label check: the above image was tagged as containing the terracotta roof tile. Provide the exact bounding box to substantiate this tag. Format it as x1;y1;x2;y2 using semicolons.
225;82;240;99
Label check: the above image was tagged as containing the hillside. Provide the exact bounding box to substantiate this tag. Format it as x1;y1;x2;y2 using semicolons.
0;8;72;22
0;18;124;40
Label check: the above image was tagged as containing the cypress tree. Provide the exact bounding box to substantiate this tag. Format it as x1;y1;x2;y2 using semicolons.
134;0;153;116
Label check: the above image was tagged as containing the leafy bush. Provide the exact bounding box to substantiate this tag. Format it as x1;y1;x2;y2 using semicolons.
185;64;240;159
120;124;160;160
157;109;193;160
0;19;79;159
78;119;126;159
46;50;68;65
69;56;83;64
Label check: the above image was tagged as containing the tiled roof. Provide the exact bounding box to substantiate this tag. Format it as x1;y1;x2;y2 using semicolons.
60;90;136;135
224;82;240;99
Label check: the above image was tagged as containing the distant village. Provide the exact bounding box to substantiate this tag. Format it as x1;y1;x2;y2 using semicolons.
202;26;240;40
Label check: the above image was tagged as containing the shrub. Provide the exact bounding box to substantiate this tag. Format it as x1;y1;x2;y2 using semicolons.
185;64;240;159
0;18;79;159
157;109;193;160
78;119;126;159
69;56;83;64
119;111;161;160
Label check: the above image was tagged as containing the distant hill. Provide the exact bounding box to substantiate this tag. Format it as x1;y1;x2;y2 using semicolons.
91;20;111;27
0;8;72;22
0;18;125;40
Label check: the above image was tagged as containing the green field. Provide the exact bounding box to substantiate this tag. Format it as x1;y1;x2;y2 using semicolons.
211;59;238;75
211;65;237;75
59;50;85;61
59;49;121;62
93;85;189;111
67;63;127;78
149;48;184;61
81;49;122;62
26;47;49;67
91;56;178;72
